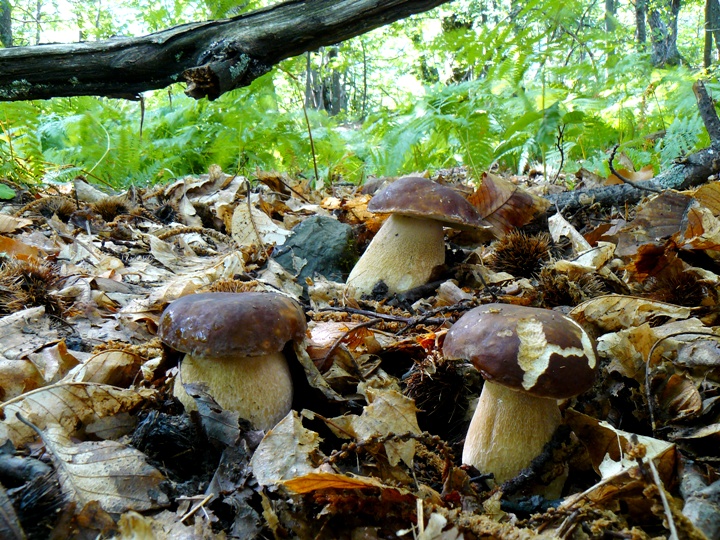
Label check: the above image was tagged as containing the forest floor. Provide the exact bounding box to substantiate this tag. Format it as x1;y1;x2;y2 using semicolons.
0;163;718;539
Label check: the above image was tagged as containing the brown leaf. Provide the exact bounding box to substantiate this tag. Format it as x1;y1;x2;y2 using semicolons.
0;383;156;448
249;411;322;487
690;181;720;215
571;294;694;334
69;350;144;387
0;235;41;260
327;383;421;467
38;423;169;513
605;165;654;185
466;172;550;238
282;471;387;494
0;214;32;234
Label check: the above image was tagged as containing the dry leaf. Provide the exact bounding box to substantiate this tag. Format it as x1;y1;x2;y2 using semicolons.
605;165;654;185
0;235;41;259
249;411;322;487
467;172;550;238
38;423;169;513
27;340;80;384
691;181;720;215
0;214;32;234
0;383;157;448
282;471;388;494
548;212;591;253
230;202;291;248
571;294;693;334
69;350;145;387
327;383;421;467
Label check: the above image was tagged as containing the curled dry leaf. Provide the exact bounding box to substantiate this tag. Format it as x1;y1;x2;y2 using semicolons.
570;294;693;335
563;410;676;512
249;411;322;487
0;235;41;259
466;172;550;238
282;471;396;494
548;212;591;253
27;340;80;384
0;383;157;448
691;180;720;215
68;349;145;387
327;383;421;467
597;318;711;383
0;214;32;234
37;423;169;513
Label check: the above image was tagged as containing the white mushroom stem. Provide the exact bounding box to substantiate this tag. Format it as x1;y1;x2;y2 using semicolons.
174;351;293;431
346;214;445;295
462;380;562;486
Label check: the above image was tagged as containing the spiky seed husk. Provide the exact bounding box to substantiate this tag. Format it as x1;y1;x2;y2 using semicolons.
489;230;552;278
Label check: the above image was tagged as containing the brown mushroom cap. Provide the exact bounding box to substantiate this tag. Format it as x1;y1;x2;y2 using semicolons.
443;303;596;399
368;176;489;230
157;292;307;359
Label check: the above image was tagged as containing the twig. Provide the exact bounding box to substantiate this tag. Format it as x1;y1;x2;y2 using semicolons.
608;144;662;193
553;124;565;184
155;225;232;244
180;494;214;523
320;305;447;326
245;180;271;261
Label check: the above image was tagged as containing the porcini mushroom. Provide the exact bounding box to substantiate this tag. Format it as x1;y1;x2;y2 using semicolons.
443;303;596;492
157;291;307;431
346;176;489;296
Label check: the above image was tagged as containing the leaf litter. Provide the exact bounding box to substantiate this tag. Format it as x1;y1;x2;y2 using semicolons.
0;166;719;538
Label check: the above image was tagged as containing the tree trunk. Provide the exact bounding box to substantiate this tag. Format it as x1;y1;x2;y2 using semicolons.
0;0;452;102
648;0;684;67
705;0;720;67
0;0;11;48
636;0;647;50
605;0;616;32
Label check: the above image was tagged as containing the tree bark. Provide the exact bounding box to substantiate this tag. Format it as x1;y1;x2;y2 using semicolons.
0;0;11;47
704;0;720;67
635;0;647;50
648;0;684;67
0;0;452;102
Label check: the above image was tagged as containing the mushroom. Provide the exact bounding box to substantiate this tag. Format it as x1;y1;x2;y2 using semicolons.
443;303;597;493
157;291;307;431
346;176;489;296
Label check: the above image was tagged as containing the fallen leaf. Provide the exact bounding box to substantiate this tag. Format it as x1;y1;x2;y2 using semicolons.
571;294;694;334
282;471;388;493
0;383;157;448
37;423;169;513
0;214;32;234
231;201;291;248
249;411;322;487
327;383;421;467
467;172;550;238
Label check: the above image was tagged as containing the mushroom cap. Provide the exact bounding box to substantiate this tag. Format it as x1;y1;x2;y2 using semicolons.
157;292;307;359
443;303;596;399
368;176;489;230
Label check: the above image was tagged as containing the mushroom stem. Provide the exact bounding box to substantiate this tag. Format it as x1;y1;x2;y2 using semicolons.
346;214;445;295
174;351;293;431
462;380;561;486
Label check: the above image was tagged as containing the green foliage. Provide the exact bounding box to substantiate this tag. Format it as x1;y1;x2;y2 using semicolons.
0;184;14;199
0;0;714;189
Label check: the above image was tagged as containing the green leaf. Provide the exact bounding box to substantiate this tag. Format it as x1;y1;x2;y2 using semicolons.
0;184;15;199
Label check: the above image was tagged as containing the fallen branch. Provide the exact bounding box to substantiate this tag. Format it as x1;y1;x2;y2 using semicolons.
0;0;452;101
